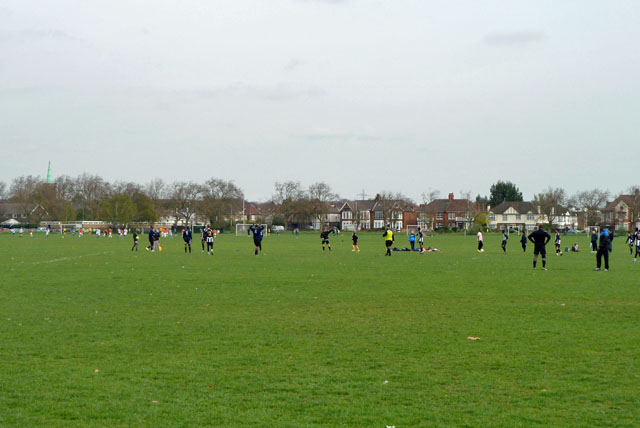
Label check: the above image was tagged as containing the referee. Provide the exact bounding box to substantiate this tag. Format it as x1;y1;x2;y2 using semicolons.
528;225;551;270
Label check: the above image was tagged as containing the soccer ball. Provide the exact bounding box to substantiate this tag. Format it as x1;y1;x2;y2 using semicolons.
159;246;163;252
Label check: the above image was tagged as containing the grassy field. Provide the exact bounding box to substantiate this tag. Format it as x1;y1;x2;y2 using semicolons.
1;230;638;427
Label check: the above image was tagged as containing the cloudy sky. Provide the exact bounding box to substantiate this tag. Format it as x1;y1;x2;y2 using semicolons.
0;0;638;201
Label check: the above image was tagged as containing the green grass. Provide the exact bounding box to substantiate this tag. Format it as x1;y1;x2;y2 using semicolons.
1;231;638;427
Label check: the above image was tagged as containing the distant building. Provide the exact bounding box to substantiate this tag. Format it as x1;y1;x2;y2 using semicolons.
602;195;640;231
419;193;482;230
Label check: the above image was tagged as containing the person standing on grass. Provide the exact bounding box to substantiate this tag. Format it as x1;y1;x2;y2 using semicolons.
409;230;416;251
528;225;551;270
501;229;508;253
590;229;598;253
633;228;640;262
205;225;214;255
555;228;562;256
383;225;394;256
147;227;154;251
183;226;193;254
152;228;160;252
520;229;528;252
200;226;207;252
320;227;332;251
595;226;611;271
248;224;265;256
352;232;360;252
418;227;424;251
628;230;635;255
131;229;139;251
476;230;484;252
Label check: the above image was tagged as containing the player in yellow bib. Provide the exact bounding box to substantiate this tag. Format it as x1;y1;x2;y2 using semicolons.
382;225;394;256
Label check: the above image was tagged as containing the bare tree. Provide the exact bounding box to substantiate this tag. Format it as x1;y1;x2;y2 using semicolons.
421;189;440;205
54;175;76;202
308;182;338;228
272;181;304;228
0;181;7;200
112;181;142;195
168;181;202;226
574;189;609;226
9;175;42;202
376;191;413;227
535;187;566;226
201;178;244;228
145;178;167;202
74;173;111;220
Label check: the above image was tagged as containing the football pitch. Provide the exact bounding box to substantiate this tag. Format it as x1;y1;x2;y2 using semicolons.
1;231;638;427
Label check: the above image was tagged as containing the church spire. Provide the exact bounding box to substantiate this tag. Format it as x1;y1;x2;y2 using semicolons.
46;161;53;184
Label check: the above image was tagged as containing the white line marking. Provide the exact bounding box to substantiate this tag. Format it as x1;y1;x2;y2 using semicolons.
33;251;113;265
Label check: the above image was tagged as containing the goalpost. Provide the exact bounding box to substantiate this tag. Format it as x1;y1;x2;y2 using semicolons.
236;224;269;236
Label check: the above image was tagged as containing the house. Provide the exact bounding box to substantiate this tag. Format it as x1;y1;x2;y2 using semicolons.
602;195;640;231
420;193;481;230
487;201;546;231
339;200;378;231
339;199;416;231
311;202;341;230
0;202;49;225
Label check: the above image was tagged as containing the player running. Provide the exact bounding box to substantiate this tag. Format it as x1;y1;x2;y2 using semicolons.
320;227;332;251
501;230;508;253
520;230;527;252
183;226;193;254
352;232;360;252
528;225;551;270
555;229;562;256
248;224;265;255
383;225;394;256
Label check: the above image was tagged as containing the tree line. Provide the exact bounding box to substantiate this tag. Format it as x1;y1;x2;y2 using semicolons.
0;176;637;228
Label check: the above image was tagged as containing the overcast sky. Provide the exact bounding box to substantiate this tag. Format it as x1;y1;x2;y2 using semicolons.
0;0;638;202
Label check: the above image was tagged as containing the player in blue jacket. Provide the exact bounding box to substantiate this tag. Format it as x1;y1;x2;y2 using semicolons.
248;224;265;255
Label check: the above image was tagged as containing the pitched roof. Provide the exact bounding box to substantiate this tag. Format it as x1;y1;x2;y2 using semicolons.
341;200;378;212
490;201;539;215
422;198;479;213
603;195;639;211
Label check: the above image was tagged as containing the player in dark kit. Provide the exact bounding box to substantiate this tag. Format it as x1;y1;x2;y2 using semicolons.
320;228;332;251
501;230;508;253
554;229;562;256
131;230;139;251
520;230;527;252
248;224;265;255
418;227;424;251
201;227;206;252
183;227;192;254
528;225;551;270
595;227;611;271
352;232;360;252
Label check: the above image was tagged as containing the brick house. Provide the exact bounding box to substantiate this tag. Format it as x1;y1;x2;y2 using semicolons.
339;199;416;231
602;195;640;231
420;193;481;230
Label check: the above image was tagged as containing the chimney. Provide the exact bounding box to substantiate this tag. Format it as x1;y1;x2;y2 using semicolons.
448;193;454;201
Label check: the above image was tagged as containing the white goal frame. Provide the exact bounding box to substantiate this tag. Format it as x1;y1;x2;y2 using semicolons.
236;224;269;236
